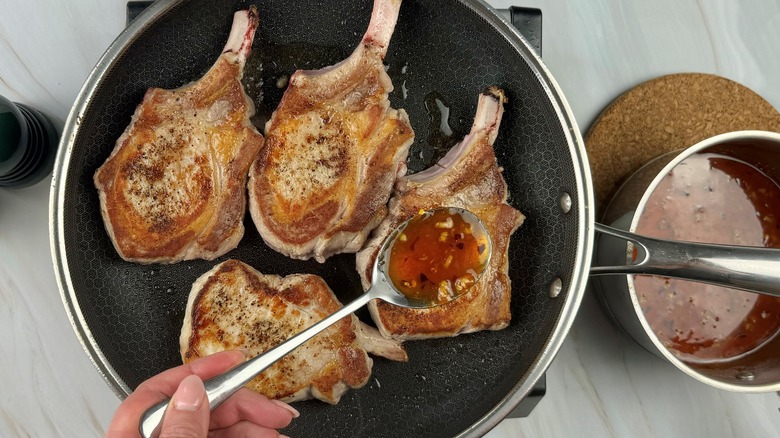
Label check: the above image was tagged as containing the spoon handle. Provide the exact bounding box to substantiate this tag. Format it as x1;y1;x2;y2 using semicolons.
139;290;377;437
591;223;780;298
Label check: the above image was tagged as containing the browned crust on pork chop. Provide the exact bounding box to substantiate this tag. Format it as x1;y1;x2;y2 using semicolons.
94;9;263;263
247;0;414;263
180;259;406;404
356;87;525;339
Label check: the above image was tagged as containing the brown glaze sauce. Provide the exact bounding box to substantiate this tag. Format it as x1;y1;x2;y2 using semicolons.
388;209;489;305
634;152;780;363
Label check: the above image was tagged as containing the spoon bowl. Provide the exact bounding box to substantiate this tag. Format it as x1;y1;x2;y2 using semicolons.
140;207;492;437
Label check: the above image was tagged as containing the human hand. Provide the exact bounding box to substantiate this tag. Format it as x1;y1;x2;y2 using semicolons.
105;350;299;437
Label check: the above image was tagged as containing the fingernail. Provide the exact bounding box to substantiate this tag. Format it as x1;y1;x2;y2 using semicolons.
280;435;291;438
173;375;204;411
237;348;251;358
271;399;300;418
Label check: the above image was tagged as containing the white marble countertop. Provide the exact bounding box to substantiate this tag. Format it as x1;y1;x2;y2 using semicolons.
2;0;780;436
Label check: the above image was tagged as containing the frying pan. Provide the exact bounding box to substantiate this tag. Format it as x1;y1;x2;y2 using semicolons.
49;0;593;436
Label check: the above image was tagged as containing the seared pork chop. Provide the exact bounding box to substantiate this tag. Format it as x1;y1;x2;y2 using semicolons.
356;88;525;340
180;259;407;404
248;0;414;263
94;8;263;263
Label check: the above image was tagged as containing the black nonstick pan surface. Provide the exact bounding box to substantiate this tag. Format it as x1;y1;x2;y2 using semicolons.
50;0;593;436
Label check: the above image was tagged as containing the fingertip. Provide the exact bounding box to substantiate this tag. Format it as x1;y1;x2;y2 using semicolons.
196;349;246;363
270;399;300;418
188;350;246;378
159;375;210;436
219;349;249;363
172;375;205;411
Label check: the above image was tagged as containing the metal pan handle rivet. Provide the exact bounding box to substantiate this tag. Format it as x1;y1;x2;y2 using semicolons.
735;371;755;381
548;278;562;298
558;192;572;214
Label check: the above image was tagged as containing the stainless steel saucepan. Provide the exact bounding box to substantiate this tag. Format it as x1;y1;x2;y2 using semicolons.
593;130;780;392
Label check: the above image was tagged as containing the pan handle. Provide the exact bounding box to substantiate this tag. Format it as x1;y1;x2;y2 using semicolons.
496;7;542;57
127;1;155;26
591;222;780;298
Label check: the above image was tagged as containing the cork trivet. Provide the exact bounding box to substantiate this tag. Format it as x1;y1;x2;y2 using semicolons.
585;73;780;214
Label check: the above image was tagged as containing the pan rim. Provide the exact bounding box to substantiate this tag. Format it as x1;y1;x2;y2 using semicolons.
49;0;182;400
454;1;594;437
48;0;596;435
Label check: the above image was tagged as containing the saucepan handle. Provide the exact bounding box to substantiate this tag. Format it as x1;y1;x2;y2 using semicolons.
591;222;780;298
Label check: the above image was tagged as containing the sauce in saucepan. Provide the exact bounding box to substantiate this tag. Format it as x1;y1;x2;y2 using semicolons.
634;152;780;363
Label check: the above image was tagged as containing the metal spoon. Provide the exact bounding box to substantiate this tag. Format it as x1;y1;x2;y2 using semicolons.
139;207;492;437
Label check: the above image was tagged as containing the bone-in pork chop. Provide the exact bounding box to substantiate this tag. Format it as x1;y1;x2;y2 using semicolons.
94;8;263;263
248;0;414;263
356;87;525;340
180;259;407;404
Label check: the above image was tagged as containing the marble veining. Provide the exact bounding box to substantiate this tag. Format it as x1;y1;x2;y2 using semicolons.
2;0;780;437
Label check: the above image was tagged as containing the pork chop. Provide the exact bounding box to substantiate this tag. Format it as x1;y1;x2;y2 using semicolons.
356;87;526;340
247;0;414;263
180;259;407;405
94;8;263;263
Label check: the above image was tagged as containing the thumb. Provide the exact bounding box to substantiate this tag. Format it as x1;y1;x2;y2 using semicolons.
159;375;210;438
